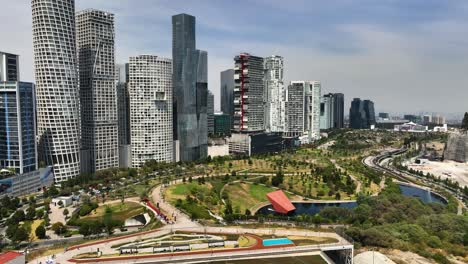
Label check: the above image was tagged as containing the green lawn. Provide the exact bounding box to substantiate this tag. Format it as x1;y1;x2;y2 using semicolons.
80;202;145;223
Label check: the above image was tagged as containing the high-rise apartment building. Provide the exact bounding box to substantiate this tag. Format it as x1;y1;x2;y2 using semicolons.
264;55;285;132
0;52;36;174
76;9;118;173
285;81;321;142
233;53;265;132
307;81;321;140
220;69;234;128
350;98;375;129
207;90;214;135
0;52;19;82
320;93;344;129
116;64;131;167
128;55;173;167
172;13;208;161
32;0;81;182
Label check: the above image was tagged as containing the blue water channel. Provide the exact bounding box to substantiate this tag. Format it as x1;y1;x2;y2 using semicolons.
263;238;294;247
256;184;447;216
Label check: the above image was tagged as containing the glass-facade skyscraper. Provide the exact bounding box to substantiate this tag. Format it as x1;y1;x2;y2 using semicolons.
350;98;375;129
172;13;208;161
0;82;37;175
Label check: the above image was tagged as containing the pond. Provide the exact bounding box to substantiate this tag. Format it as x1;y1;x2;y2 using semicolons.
256;183;447;216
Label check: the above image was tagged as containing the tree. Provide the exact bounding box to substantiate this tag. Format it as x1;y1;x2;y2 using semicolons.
6;225;29;244
36;209;44;219
462;112;468;130
51;222;67;235
26;206;36;220
63;208;69;219
35;225;46;239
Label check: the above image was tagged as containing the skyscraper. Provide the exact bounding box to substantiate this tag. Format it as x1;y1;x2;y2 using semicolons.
32;0;81;182
350;98;375;129
207;90;214;135
129;55;173;167
0;52;19;82
285;81;321;142
307;81;321;140
320;93;344;129
220;69;234;128
0;52;36;174
333;93;344;128
116;64;131;168
76;9;118;173
285;82;306;138
233;53;264;132
172;13;208;161
320;94;333;130
264;55;286;132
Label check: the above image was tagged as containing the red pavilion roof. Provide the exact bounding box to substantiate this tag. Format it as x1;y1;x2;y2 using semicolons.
266;190;296;214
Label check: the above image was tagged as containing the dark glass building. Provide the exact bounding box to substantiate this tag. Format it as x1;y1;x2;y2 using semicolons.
172;13;208;161
0;82;37;174
220;69;234;128
350;98;375;129
214;113;231;136
333;93;344;128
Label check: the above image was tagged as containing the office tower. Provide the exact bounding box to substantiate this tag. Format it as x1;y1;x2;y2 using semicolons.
0;53;36;174
32;0;81;182
285;81;321;141
320;93;345;129
333;93;344;128
76;9;118;173
128;55;173;167
214;113;231;136
172;13;208;161
207;90;214;135
220;69;234;128
432;114;446;125
116;64;131;167
264;55;285;132
320;95;333;130
404;114;421;123
350;98;375;129
233;53;264;132
0;52;19;82
363;100;376;127
422;115;432;125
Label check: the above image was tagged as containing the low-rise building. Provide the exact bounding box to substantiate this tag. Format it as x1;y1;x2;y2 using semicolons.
394;122;427;132
0;166;54;198
0;251;25;264
229;132;285;156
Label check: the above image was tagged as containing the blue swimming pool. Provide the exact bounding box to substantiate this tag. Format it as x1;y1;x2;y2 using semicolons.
262;238;294;247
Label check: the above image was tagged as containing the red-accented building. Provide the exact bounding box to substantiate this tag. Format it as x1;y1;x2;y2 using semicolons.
266;190;296;214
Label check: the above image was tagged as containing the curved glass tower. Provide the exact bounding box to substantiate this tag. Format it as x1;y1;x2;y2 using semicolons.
32;0;81;181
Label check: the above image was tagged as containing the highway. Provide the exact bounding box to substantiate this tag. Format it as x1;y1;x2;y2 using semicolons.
363;148;467;212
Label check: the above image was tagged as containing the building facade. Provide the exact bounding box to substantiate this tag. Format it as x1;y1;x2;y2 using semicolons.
128;55;173;167
0;81;36;174
264;55;285;132
214;113;231;136
233;53;265;132
32;0;81;181
76;9;119;173
285;81;321;142
350;98;375;129
207;90;214;135
172;13;208;162
220;69;234;128
0;52;19;82
116;64;131;167
320;94;333;130
320;93;344;130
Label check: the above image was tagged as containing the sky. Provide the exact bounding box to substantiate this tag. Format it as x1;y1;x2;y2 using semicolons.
2;0;468;117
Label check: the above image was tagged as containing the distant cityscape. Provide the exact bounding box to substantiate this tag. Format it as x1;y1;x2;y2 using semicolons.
0;2;460;189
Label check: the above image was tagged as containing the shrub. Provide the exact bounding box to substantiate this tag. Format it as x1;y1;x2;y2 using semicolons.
35;225;46;239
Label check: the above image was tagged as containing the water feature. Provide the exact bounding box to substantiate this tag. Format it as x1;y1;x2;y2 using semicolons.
256;183;447;216
262;238;294;246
